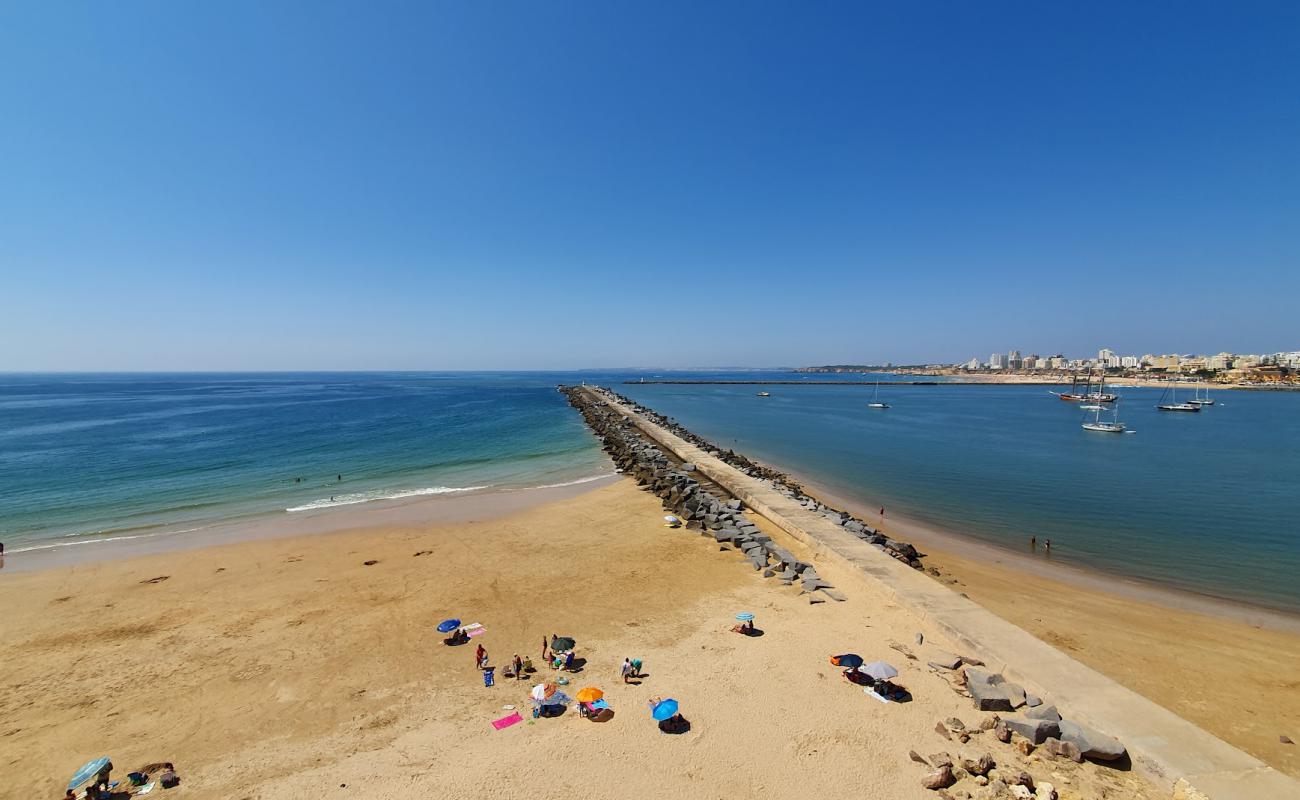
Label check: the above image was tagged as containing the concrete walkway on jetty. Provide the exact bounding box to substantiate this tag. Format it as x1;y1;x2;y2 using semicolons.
579;386;1298;800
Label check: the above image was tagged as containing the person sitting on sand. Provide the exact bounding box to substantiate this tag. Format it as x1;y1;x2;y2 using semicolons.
563;650;576;672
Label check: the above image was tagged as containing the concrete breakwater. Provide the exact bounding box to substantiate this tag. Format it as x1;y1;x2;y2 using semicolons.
561;385;853;601
562;384;1299;800
563;385;929;571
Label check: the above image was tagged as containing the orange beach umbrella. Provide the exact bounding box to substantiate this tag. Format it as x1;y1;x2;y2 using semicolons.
575;687;604;704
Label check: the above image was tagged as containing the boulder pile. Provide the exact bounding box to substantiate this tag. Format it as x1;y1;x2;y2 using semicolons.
560;385;846;603
570;385;926;571
961;668;1127;763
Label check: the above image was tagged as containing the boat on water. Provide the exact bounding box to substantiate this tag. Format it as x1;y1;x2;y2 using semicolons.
1054;371;1089;401
756;391;771;397
1188;383;1215;406
1082;400;1127;433
1157;382;1200;412
1053;369;1115;402
867;380;889;409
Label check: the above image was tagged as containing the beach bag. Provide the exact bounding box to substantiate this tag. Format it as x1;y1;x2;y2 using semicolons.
483;667;495;687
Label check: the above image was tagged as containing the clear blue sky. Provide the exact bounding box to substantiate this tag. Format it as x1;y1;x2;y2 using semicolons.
2;2;1297;370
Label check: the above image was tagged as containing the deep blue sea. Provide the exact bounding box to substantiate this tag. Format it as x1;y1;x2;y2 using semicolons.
3;372;1299;613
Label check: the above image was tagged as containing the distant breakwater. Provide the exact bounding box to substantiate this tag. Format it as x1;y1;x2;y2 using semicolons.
621;379;1063;386
559;385;928;579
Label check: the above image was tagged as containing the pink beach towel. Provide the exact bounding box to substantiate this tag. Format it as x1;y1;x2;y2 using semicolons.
492;712;523;730
467;628;487;637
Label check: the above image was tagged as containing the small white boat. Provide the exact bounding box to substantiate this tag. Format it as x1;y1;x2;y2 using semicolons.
1188;383;1215;406
867;380;890;409
1083;399;1127;433
1079;403;1103;411
756;391;770;397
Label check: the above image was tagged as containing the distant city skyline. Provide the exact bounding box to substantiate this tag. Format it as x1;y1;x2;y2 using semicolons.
2;3;1298;371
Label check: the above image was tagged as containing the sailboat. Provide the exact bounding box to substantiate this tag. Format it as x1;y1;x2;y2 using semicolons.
867;380;889;409
1082;399;1127;433
1086;370;1117;403
1054;371;1089;402
1188;383;1215;406
1157;381;1200;413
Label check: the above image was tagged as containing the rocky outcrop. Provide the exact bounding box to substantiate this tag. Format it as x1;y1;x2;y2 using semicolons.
1057;719;1127;761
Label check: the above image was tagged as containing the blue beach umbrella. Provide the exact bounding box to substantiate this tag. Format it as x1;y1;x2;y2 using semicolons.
68;757;111;791
831;653;863;668
735;612;754;622
651;698;679;721
437;618;461;633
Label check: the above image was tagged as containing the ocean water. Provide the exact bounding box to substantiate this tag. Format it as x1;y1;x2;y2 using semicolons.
618;378;1300;613
0;373;620;556
5;372;1299;615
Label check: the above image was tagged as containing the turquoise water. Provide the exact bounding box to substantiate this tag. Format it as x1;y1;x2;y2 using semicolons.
0;373;615;555
618;378;1300;613
4;372;1299;614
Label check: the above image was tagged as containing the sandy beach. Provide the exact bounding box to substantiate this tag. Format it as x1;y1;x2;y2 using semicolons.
0;479;1162;800
798;479;1300;780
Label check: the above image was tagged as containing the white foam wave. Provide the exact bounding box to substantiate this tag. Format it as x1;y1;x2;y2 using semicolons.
523;473;615;490
7;526;204;554
285;485;488;512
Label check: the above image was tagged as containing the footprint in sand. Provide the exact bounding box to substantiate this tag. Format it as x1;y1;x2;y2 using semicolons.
363;560;379;566
413;550;432;557
140;576;170;584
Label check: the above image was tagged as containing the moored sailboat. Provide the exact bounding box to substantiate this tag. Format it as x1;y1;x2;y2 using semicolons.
867;380;889;409
1157;381;1200;413
1082;399;1128;433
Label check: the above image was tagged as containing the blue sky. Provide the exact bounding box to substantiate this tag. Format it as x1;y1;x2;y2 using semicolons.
2;2;1297;369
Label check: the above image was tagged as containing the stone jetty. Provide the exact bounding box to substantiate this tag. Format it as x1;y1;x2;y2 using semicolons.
561;384;850;602
561;385;929;574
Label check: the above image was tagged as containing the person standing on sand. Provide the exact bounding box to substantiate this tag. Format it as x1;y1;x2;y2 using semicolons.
541;636;548;663
475;643;486;669
880;506;886;518
621;658;632;683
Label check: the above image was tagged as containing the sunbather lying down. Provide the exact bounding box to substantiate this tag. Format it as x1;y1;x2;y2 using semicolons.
730;620;755;634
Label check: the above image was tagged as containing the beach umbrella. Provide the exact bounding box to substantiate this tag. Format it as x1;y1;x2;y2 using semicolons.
68;757;111;791
651;698;679;721
552;636;576;651
735;612;754;622
530;683;558;701
830;654;863;668
860;661;899;682
575;687;604;704
436;618;461;633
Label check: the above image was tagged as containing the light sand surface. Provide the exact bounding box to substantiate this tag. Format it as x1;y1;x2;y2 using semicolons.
798;479;1300;780
0;480;1156;800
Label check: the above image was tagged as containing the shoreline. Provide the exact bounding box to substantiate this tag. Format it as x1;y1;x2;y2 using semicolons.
789;473;1300;634
577;385;1300;784
1;473;619;575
